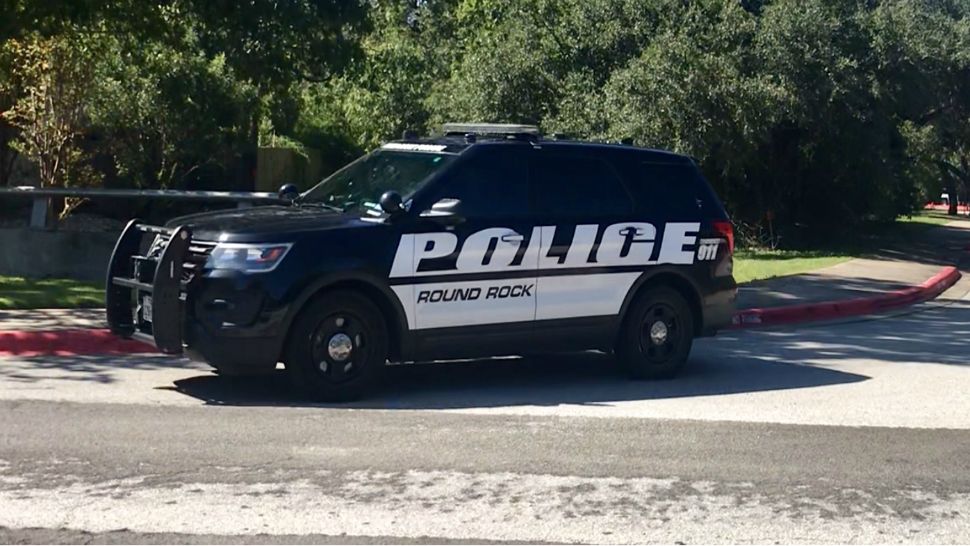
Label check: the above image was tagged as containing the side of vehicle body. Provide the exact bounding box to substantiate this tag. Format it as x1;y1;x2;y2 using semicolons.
106;136;737;399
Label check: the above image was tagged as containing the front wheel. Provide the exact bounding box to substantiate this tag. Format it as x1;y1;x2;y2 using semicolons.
285;292;388;402
617;286;694;379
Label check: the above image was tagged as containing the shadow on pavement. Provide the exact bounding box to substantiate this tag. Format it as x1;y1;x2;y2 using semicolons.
722;300;970;368
0;354;201;384
169;300;970;409
169;348;868;410
0;308;106;331
865;221;970;265
6;298;966;409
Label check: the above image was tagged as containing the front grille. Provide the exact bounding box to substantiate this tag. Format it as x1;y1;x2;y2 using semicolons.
145;234;215;282
182;241;215;282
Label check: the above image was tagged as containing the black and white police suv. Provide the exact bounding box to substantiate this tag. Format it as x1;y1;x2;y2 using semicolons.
106;123;737;401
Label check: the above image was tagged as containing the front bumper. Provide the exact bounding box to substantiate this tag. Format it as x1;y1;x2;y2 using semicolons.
183;320;279;373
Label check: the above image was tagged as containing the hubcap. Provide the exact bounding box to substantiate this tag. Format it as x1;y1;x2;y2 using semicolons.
327;333;353;362
310;313;367;384
639;303;680;363
648;320;668;345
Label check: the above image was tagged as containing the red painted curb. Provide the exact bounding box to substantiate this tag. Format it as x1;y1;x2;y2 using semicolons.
0;328;155;357
731;265;961;329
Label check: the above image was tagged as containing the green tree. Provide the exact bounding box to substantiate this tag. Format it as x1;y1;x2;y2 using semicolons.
293;0;460;158
187;0;368;188
599;0;777;220
1;30;101;216
2;0;368;190
868;0;970;215
0;46;19;187
88;28;257;190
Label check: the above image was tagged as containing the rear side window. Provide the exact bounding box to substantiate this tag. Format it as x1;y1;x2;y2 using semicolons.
620;159;723;220
530;152;632;217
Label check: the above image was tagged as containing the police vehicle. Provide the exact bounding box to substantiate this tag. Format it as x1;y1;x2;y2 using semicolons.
106;124;737;401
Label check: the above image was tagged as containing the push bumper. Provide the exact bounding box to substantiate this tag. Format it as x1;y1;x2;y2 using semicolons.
105;219;195;354
105;219;281;373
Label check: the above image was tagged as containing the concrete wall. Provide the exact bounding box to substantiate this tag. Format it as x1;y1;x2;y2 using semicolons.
0;228;119;282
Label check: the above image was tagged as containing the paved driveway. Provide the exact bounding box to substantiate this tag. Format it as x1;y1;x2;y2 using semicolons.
1;283;969;543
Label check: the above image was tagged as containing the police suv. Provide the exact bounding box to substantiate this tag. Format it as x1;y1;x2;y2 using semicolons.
106;124;737;401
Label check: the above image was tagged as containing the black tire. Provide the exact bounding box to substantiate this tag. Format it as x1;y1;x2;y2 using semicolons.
285;291;388;402
617;286;694;379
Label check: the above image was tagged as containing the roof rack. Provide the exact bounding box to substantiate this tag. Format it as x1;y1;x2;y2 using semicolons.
441;123;540;138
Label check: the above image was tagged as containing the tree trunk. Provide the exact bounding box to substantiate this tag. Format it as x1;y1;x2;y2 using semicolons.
0;146;16;187
961;157;970;216
947;176;959;216
240;109;259;192
0;125;17;187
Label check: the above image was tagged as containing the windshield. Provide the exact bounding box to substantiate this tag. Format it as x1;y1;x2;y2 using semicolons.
299;149;455;212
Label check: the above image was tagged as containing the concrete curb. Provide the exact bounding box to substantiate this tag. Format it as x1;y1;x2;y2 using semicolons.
731;265;961;329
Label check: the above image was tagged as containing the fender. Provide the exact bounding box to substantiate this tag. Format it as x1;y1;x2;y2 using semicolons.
613;266;705;332
275;268;412;361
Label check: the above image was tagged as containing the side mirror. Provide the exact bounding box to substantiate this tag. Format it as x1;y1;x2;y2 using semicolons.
278;183;300;203
420;198;465;226
379;191;404;215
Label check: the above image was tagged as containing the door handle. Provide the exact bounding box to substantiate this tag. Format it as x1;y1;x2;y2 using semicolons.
501;233;524;243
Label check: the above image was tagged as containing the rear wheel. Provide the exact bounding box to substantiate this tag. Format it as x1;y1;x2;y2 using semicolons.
285;292;388;402
617;286;694;379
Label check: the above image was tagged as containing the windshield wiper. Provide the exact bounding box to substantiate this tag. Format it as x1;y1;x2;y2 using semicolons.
297;202;344;212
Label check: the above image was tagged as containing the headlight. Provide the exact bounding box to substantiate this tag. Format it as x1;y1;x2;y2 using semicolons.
205;243;293;272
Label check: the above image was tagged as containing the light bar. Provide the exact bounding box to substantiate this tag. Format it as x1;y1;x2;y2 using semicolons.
441;123;540;136
381;143;448;153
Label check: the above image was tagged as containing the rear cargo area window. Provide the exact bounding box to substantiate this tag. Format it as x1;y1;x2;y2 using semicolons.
627;162;706;219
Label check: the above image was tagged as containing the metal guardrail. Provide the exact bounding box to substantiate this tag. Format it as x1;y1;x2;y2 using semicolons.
0;186;283;229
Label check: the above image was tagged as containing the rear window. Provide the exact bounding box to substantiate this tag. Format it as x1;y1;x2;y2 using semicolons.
619;159;724;220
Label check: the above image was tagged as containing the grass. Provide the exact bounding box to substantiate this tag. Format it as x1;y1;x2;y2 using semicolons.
733;249;852;284
733;209;962;284
0;276;104;310
896;210;957;226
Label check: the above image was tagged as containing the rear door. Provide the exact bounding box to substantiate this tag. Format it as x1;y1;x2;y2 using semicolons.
529;148;643;323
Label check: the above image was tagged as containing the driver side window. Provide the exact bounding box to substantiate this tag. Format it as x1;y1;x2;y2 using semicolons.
423;148;530;219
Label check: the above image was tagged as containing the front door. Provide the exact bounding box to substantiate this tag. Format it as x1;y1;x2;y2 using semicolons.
390;146;538;332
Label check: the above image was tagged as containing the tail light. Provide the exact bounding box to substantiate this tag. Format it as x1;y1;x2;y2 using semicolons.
712;220;734;254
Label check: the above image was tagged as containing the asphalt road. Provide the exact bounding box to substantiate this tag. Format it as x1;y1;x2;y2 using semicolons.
1;284;970;543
